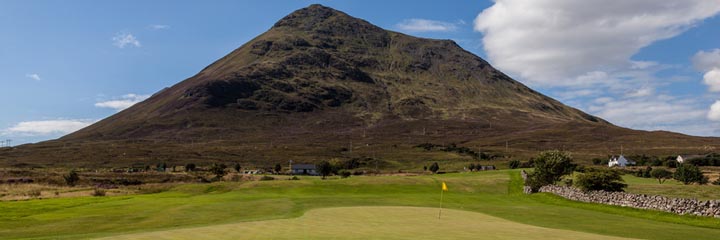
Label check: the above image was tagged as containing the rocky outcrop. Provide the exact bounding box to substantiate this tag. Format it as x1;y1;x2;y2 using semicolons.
539;185;720;218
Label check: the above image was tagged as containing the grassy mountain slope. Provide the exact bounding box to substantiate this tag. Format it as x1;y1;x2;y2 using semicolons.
0;4;718;167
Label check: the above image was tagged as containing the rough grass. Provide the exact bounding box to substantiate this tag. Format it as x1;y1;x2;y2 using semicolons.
98;206;634;240
1;170;720;240
623;174;720;200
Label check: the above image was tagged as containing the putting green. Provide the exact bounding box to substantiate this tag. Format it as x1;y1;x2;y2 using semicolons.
97;206;634;240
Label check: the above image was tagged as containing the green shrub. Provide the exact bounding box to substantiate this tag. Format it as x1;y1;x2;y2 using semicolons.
339;170;351;178
91;188;106;197
209;163;228;179
650;168;672;184
289;176;300;180
574;169;627;192
525;150;575;192
185;163;196;172
274;164;282;173
508;160;520;169
318;161;333;179
674;164;708;185
429;162;440;173
259;175;275;181
63;169;80;187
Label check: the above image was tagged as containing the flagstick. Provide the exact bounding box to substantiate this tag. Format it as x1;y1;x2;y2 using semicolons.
438;188;444;219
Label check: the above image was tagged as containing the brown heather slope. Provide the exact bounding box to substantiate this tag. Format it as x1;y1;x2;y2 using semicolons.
0;4;718;168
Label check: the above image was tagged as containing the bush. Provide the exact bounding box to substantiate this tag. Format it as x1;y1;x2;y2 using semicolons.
650;168;672;184
574;169;627;192
665;159;677;168
259;175;275;181
519;159;535;168
185;163;196;172
339;170;352;178
289;176;300;180
318;161;333;179
429;162;440;173
91;188;106;197
525;150;575;192
63;169;80;187
274;164;282;173
508;160;520;169
209;163;228;179
233;163;241;172
674;164;708;185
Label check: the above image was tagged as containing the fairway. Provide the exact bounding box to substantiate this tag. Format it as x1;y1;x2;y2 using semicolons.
3;170;720;239
97;206;633;240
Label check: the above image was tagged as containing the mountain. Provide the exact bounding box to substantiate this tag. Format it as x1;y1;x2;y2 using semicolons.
1;4;718;168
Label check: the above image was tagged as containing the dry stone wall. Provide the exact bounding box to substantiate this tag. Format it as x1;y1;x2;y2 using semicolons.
539;185;720;218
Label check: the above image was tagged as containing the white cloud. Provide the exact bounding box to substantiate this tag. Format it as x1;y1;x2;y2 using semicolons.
148;24;170;30
626;87;654;98
588;94;707;129
5;119;94;136
709;100;720;121
25;73;41;81
395;19;458;32
474;0;720;86
95;93;149;111
704;69;720;92
693;49;720;72
112;33;141;48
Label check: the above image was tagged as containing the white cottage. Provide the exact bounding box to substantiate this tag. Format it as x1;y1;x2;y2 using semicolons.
608;155;634;167
676;155;703;164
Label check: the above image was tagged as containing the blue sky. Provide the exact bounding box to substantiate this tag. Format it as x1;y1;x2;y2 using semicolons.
1;0;719;145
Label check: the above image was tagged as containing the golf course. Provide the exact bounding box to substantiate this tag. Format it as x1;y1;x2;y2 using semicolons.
2;170;720;239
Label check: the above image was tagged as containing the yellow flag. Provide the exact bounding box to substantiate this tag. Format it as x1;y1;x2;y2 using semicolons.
442;182;448;191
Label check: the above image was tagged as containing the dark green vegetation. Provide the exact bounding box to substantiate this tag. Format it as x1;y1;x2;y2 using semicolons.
574;169;627;192
62;170;79;186
2;170;720;239
525;150;575;192
674;164;709;185
1;4;719;168
650;168;673;184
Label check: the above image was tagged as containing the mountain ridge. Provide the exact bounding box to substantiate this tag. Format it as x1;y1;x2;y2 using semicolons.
1;4;717;168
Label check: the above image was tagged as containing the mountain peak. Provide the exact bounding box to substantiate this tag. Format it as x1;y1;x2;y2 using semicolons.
272;4;384;36
273;4;341;29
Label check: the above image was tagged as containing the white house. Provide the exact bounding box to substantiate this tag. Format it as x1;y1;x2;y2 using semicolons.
608;155;634;167
676;155;703;164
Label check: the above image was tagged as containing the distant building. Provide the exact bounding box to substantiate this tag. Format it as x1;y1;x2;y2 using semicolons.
478;165;496;171
242;169;262;175
608;155;634;167
291;164;317;175
676;155;703;164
